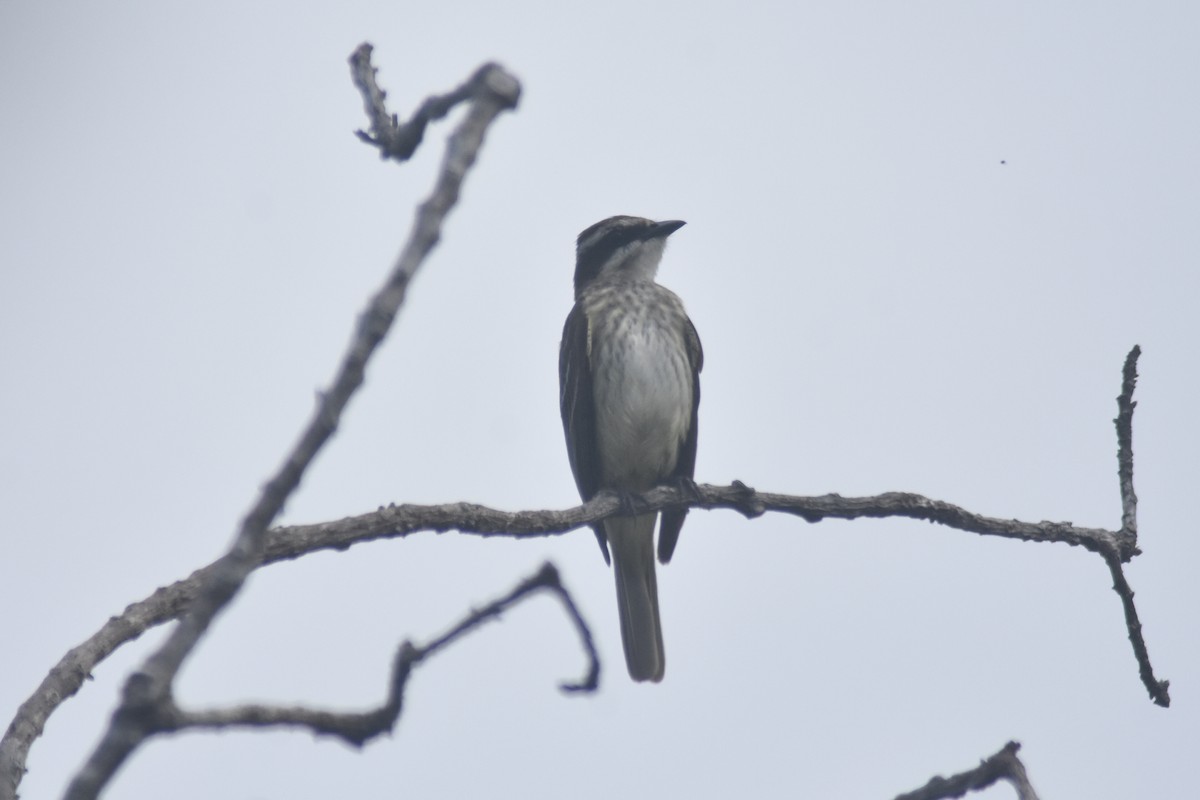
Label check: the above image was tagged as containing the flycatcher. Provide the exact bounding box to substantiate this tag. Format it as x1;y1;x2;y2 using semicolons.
559;215;702;682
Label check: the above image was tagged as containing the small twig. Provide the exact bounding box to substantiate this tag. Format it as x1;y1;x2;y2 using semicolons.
53;48;520;800
1114;345;1140;539
412;561;598;693
348;43;518;162
895;741;1039;800
1102;549;1170;706
149;563;595;747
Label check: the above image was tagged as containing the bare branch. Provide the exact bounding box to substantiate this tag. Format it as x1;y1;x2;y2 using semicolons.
1102;548;1169;706
1115;344;1141;538
0;565;210;800
1097;345;1169;706
51;48;520;800
895;741;1039;800
252;483;1136;559
1;340;1169;795
349;43;517;162
5;469;1168;791
145;563;596;746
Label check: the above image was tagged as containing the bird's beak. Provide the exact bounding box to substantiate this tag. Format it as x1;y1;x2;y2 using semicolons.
646;219;686;240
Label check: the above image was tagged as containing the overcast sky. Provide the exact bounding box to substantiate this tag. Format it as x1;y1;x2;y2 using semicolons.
2;2;1197;798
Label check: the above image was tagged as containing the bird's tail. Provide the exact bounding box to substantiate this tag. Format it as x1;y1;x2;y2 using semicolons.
607;513;665;682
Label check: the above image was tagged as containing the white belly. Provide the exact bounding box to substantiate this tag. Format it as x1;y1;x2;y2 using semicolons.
590;300;693;490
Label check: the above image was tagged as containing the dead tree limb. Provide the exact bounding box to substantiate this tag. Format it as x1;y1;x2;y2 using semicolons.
895;741;1039;800
118;563;594;747
34;47;520;800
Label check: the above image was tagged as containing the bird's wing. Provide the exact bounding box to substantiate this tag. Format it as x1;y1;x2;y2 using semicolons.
658;315;703;564
559;303;611;564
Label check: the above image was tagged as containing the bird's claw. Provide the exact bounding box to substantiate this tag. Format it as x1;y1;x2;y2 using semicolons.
604;488;640;517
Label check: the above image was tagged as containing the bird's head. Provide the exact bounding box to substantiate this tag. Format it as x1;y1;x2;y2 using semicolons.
573;215;686;297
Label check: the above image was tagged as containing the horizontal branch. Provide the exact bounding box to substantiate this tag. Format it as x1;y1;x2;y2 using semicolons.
3;476;1164;780
262;483;1139;563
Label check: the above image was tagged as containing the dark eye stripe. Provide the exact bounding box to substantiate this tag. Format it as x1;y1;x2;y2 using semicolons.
602;226;643;251
573;216;654;295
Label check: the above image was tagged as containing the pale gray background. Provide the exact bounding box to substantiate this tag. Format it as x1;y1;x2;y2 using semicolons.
2;2;1197;798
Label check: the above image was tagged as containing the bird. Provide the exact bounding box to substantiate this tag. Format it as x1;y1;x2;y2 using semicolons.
558;215;703;682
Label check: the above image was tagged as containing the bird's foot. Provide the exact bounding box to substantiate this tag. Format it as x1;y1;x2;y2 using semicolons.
605;488;640;517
